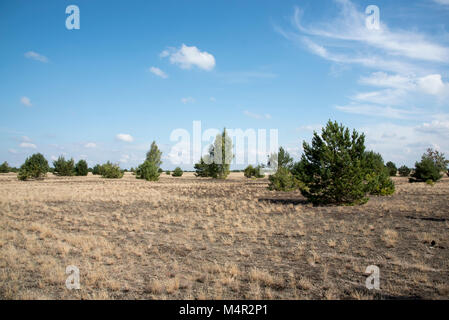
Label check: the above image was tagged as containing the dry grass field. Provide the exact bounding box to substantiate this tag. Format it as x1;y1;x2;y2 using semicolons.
0;172;448;300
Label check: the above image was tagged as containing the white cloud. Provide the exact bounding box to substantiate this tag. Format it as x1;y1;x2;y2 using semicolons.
181;97;195;104
19;142;37;149
24;51;48;63
84;142;96;148
418;74;448;95
8;149;18;154
116;134;134;142
20;97;32;107
162;44;216;71
149;66;168;79
21;136;32;142
243;110;272;120
335;104;423;120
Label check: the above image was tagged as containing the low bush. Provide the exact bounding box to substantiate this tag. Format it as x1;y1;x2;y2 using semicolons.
398;165;411;177
136;160;159;181
385;161;397;176
411;158;442;182
0;161;10;173
75;160;88;176
268;167;301;192
101;162;124;179
17;153;49;181
53;156;75;176
172;167;183;177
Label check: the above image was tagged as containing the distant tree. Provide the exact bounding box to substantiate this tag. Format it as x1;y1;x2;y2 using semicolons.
75;160;89;176
165;170;171;175
194;129;233;179
172;167;183;177
17;153;49;181
0;161;10;173
422;148;448;173
100;162;124;179
146;141;162;168
53;156;75;176
398;165;411;177
92;164;102;175
277;147;293;170
411;158;442;183
385;161;397;176
136;160;159;181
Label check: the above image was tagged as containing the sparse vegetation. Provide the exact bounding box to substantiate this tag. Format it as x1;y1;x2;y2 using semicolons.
0;161;10;173
100;162;124;179
75;160;88;176
244;165;264;179
136;160;160;181
194;128;233;179
386;161;397;177
53;156;75;176
172;167;183;177
398;165;411;177
17;153;49;181
268;167;300;191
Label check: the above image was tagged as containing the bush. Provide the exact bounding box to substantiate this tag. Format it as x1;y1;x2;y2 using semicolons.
398;165;411;177
244;165;255;178
411;158;442;182
165;170;171;175
53;156;75;176
92;164;102;175
75;160;88;176
136;160;159;181
244;165;265;178
0;161;10;173
146;141;162;168
362;151;395;196
101;162;124;179
172;167;183;177
17;153;49;181
268;167;301;191
385;161;397;176
194;129;233;179
296;121;368;205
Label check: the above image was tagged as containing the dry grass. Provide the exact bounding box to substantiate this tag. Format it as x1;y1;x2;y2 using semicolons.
0;172;448;299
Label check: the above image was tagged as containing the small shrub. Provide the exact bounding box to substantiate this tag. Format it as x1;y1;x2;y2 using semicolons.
92;164;102;175
75;160;88;176
17;153;49;181
398;165;411;177
268;167;301;191
165;170;171;175
101;162;124;179
0;161;10;173
136;160;159;181
244;165;255;178
425;179;435;186
385;161;397;176
158;168;164;173
172;167;183;177
244;165;264;178
53;156;75;176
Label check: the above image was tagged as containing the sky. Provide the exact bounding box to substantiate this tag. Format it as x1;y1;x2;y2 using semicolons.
1;0;449;170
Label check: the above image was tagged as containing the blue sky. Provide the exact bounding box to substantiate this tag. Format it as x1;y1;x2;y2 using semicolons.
1;0;449;170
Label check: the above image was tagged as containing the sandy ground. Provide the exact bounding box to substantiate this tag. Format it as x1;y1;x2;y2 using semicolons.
0;172;448;299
